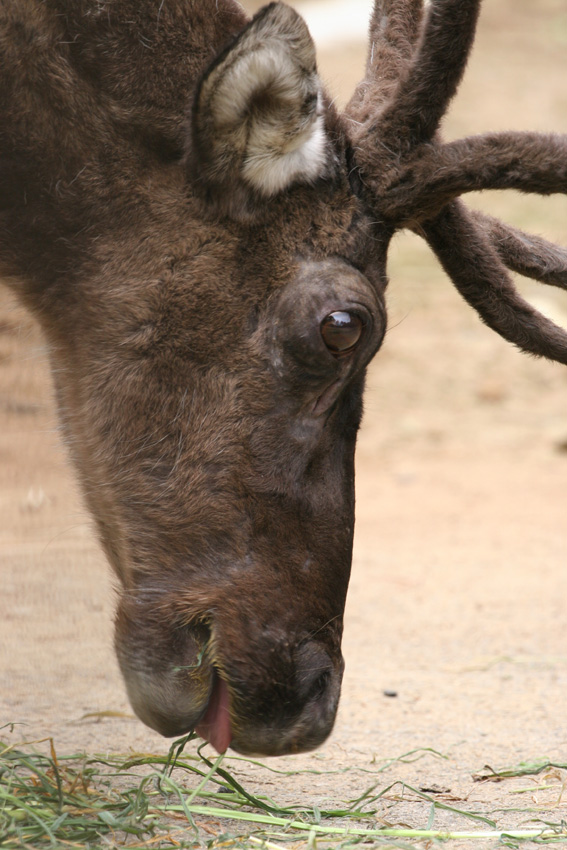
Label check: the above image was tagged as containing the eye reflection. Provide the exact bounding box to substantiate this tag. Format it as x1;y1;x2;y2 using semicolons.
320;311;363;354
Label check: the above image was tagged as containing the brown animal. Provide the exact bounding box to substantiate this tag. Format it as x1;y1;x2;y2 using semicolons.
1;0;566;756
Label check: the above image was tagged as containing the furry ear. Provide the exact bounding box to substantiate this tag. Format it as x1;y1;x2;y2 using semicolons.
189;2;331;216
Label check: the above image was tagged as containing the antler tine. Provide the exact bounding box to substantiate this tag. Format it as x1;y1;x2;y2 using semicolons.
379;132;567;223
345;0;423;122
471;212;567;291
373;0;481;153
423;201;567;364
366;0;423;83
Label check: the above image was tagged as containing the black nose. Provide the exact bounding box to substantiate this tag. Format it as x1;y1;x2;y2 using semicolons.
217;638;344;756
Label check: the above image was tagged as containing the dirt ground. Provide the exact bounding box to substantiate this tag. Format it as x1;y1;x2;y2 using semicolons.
1;1;567;846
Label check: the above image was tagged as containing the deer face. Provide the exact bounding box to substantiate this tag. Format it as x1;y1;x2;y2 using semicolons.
37;5;387;755
53;209;386;756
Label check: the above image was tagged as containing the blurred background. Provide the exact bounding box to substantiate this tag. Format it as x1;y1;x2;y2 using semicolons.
1;0;567;821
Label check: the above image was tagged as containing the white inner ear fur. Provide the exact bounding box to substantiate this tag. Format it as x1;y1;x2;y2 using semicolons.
243;95;327;197
210;43;328;197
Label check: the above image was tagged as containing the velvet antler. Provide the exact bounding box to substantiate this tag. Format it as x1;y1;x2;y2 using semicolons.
471;213;567;291
344;0;567;363
346;0;423;117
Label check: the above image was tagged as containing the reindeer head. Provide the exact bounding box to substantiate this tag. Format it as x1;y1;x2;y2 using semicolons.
1;0;566;756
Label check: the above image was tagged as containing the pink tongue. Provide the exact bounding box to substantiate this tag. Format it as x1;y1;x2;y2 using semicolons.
195;676;232;753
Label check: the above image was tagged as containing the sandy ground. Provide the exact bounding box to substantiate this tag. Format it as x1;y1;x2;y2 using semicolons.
1;1;567;846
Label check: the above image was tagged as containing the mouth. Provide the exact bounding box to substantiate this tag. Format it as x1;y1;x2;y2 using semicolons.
116;597;341;756
195;669;232;753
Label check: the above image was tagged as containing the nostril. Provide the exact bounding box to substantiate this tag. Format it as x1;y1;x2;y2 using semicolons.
295;640;337;705
306;669;331;703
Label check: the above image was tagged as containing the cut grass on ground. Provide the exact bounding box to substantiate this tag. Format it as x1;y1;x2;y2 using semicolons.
1;730;566;848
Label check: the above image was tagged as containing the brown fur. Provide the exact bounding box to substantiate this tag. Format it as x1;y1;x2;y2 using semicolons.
1;0;566;756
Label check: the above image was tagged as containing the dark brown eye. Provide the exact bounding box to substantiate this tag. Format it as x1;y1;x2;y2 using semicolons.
320;311;363;354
